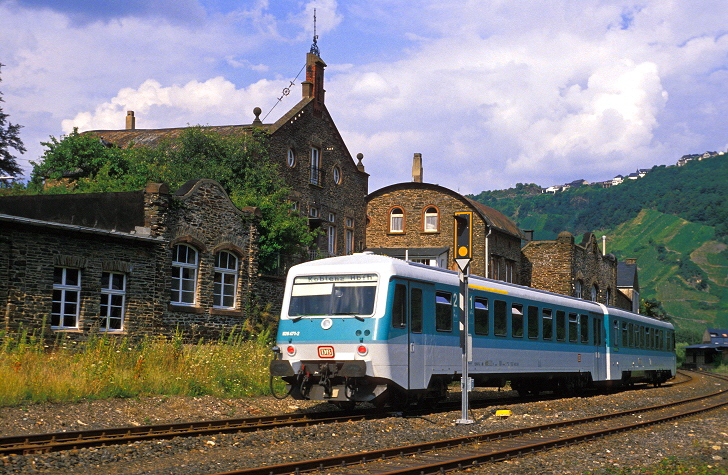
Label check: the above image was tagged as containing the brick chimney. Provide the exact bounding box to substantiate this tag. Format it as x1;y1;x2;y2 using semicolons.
302;52;326;114
126;111;135;130
412;153;423;183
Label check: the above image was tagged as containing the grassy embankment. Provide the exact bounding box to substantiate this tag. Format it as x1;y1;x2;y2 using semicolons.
0;327;282;407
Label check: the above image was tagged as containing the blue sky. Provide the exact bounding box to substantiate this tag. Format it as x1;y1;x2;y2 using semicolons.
2;0;728;194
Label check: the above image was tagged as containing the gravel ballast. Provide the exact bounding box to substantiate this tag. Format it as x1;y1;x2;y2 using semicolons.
1;375;727;474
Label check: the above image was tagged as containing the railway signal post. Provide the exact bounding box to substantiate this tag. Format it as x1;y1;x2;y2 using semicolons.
454;212;474;425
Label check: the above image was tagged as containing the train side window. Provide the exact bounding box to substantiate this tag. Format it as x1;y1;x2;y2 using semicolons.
580;314;589;343
648;327;652;349
613;320;620;347
556;310;566;341
568;313;578;342
392;284;407;328
474;297;489;335
435;291;453;332
628;323;634;347
528;306;539;339
494;300;507;336
593;317;602;346
622;322;629;347
542;308;553;340
657;329;663;350
411;288;423;333
512;304;524;338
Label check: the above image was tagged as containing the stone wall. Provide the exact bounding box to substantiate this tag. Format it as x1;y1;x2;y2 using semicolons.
521;231;618;305
1;222;163;339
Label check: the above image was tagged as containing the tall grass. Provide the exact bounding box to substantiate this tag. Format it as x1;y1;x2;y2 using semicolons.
0;327;280;406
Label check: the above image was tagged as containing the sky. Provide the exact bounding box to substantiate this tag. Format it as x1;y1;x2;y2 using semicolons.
2;0;728;195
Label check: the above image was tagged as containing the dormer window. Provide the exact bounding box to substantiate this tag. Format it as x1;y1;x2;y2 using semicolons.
424;206;439;232
390;207;404;233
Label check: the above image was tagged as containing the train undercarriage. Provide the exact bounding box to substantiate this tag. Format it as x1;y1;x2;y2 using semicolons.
271;359;674;408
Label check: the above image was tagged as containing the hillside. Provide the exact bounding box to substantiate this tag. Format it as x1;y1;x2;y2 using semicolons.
468;154;728;331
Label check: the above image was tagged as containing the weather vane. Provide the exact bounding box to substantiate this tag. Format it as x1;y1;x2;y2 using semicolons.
310;8;320;56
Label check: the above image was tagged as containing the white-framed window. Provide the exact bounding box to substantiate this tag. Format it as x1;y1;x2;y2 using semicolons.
290;201;299;212
214;251;238;308
287;148;296;167
575;280;583;299
171;244;198;305
591;284;599;302
310;147;320;185
328;225;337;256
424;206;439;232
390;207;404;233
328;212;335;223
52;267;81;329
332;165;341;185
309;206;319;218
345;217;354;255
100;272;125;331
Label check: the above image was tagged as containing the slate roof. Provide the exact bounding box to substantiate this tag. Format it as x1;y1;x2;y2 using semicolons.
0;190;146;233
617;261;639;291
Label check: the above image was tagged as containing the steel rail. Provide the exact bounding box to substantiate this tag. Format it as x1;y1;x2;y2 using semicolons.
0;371;691;456
210;371;726;475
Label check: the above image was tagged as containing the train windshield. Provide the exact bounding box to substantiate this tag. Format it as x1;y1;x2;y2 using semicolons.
288;274;378;317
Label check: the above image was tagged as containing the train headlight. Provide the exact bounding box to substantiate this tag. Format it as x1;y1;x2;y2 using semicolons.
357;345;368;356
286;345;296;356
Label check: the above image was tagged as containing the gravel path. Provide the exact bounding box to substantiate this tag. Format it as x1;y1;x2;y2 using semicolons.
1;375;727;474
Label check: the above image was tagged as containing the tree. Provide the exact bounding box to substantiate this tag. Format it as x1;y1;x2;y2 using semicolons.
30;126;316;271
0;63;26;177
640;298;667;320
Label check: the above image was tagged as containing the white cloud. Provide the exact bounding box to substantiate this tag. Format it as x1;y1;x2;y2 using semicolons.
4;0;728;193
61;76;286;132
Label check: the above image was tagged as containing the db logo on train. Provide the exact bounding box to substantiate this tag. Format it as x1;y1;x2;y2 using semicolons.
318;346;335;358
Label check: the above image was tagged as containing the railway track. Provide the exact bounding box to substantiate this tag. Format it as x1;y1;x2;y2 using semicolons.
0;370;694;457
207;370;724;475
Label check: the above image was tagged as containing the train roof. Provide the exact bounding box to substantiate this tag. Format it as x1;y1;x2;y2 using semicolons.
288;253;673;329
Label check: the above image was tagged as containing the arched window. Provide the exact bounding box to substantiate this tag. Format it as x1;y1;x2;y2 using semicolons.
423;206;439;232
591;284;599;302
171;244;198;305
390;207;404;233
605;287;611;305
574;280;583;299
287;148;296;167
214;251;238;308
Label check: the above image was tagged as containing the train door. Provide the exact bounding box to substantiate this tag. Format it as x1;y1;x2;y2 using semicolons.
408;281;431;391
592;312;605;381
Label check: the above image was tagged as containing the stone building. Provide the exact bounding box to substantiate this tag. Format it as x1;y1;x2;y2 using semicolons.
0;179;264;341
85;47;369;267
366;154;524;282
520;231;618;306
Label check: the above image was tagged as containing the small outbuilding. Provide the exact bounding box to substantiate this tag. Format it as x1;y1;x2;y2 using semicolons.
683;328;728;369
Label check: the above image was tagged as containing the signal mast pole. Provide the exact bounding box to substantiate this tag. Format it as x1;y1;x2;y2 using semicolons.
454;212;474;425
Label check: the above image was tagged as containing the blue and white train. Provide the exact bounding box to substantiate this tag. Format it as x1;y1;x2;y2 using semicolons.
270;253;676;407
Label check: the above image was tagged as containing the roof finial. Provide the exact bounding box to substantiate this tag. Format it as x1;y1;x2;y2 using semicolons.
310;8;320;56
